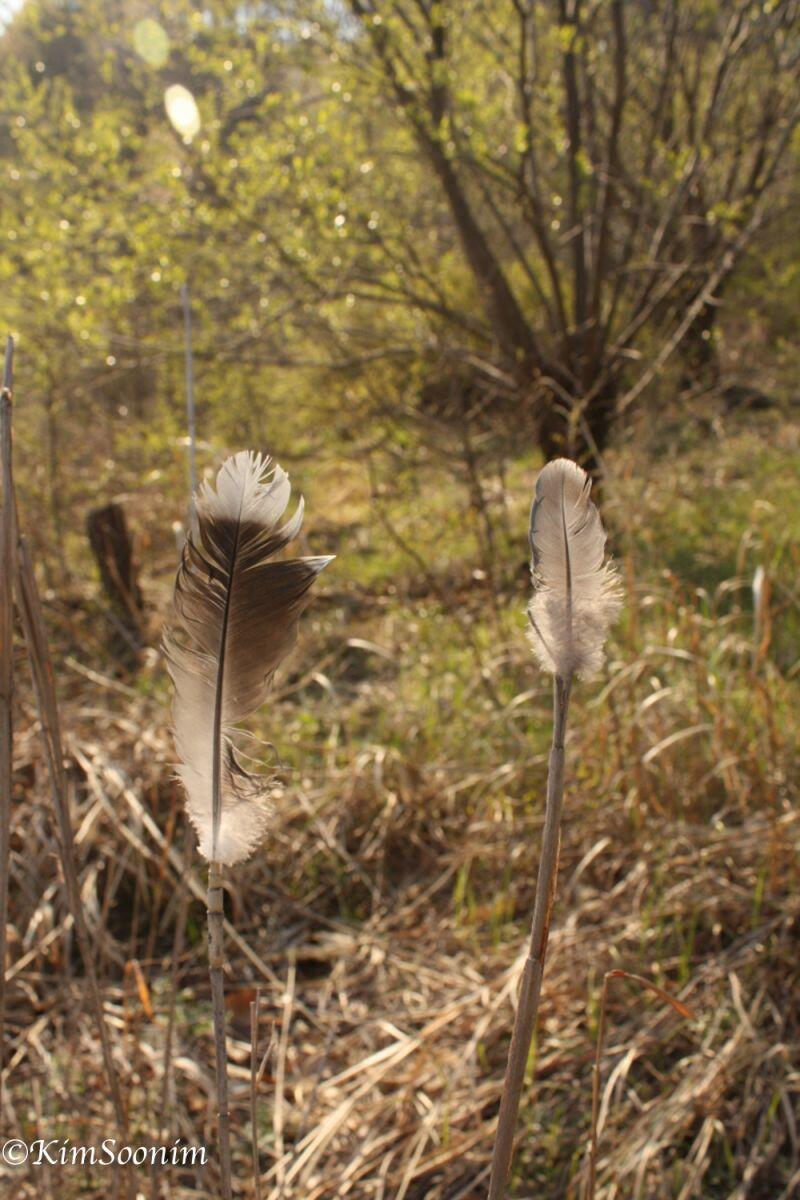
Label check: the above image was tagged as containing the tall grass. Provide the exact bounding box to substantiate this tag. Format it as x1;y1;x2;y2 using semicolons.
2;343;130;1193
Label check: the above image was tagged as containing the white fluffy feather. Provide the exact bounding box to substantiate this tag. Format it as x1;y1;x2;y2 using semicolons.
527;458;621;679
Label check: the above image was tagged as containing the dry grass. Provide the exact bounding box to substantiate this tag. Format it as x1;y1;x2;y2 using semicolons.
1;410;799;1198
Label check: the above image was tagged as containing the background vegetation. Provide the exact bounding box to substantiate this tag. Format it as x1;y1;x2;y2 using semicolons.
1;1;799;1196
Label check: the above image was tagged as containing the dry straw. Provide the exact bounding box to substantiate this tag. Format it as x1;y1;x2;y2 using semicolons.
488;458;621;1199
164;451;331;1196
588;969;693;1198
0;336;15;1107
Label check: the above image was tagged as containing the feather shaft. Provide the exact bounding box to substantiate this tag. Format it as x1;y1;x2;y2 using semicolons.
210;502;240;863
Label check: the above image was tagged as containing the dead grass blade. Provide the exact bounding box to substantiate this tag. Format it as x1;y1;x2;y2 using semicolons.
0;334;13;1109
250;988;272;1200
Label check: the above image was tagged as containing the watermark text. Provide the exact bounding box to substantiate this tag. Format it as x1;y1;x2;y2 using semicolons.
2;1138;207;1168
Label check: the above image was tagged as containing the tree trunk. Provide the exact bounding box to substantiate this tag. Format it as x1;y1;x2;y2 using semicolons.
535;372;618;472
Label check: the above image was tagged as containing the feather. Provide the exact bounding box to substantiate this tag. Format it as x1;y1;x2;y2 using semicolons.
527;458;621;679
164;451;332;865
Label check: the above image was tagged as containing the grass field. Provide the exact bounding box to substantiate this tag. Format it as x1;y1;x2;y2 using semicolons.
2;403;799;1198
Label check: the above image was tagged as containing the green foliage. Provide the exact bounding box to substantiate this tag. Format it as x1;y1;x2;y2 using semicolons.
1;0;798;562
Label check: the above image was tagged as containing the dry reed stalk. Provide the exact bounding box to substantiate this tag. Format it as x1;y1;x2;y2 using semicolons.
14;538;130;1145
274;954;297;1195
208;858;233;1199
150;840;192;1200
0;335;14;1110
250;989;263;1200
488;674;571;1199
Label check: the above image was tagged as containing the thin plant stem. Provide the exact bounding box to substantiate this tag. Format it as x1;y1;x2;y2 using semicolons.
250;989;262;1200
159;843;192;1120
488;672;572;1200
588;971;611;1200
208;858;233;1200
0;335;14;1111
181;282;198;511
180;299;232;1195
151;840;192;1200
15;536;131;1194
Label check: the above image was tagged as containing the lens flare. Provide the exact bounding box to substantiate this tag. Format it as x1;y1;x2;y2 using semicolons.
133;19;169;68
164;85;201;141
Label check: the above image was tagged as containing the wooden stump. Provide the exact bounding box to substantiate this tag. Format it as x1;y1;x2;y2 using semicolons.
86;502;145;670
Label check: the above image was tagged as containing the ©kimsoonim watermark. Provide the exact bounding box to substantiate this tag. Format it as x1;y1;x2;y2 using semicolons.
1;1138;207;1168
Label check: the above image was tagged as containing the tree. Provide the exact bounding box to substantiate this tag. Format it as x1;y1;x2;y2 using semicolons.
326;0;800;463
